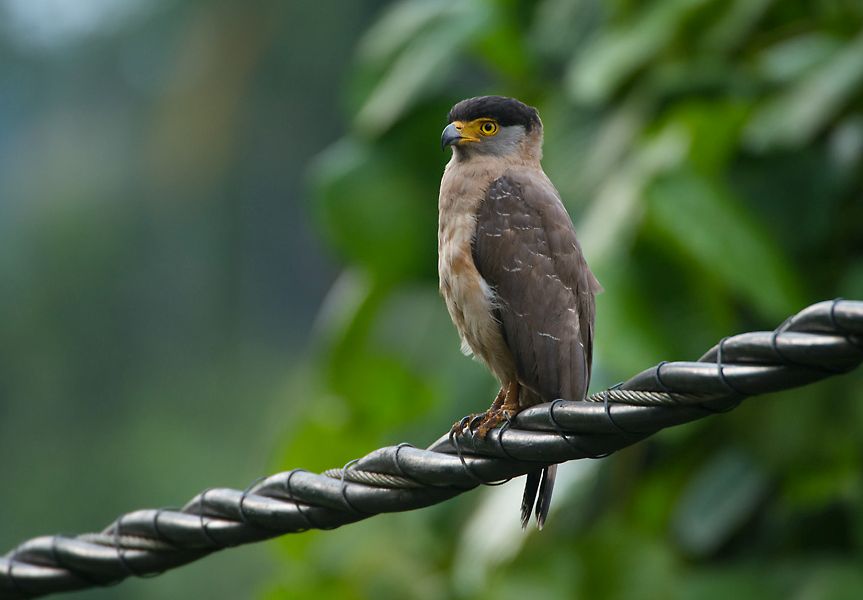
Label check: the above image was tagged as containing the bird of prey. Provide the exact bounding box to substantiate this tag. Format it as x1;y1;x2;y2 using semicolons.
438;96;601;529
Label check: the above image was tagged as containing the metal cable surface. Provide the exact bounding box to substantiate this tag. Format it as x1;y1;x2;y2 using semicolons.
1;299;862;599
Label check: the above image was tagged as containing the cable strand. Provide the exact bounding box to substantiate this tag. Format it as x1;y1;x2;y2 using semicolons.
1;299;862;599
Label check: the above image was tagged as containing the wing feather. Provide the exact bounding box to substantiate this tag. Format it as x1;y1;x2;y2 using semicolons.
472;174;600;403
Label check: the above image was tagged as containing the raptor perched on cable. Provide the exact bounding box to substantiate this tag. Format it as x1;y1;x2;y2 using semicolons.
438;96;601;529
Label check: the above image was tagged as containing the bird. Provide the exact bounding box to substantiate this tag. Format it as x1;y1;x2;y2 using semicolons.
438;96;601;529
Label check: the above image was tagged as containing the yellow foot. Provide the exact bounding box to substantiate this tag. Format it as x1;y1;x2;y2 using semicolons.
474;408;514;438
449;408;515;440
451;381;521;440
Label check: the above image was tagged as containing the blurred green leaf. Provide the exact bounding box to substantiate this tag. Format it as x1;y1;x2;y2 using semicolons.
472;4;533;81
839;259;863;300
754;32;842;84
645;168;805;318
677;566;776;600
792;562;863;600
566;0;711;104
310;139;434;283
661;100;749;176
579;120;688;267
700;0;772;52
673;449;769;556
782;460;858;511
353;1;491;135
530;0;603;62
746;30;863;151
357;1;454;65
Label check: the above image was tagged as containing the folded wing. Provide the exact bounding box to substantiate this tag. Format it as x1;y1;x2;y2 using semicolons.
471;174;600;404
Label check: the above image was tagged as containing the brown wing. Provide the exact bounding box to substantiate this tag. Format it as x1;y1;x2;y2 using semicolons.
472;173;600;402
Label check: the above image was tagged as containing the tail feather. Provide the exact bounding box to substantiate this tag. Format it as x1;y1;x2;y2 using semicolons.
520;470;542;529
535;464;557;530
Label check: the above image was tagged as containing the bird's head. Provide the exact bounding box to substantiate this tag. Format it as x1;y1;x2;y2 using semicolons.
441;96;542;162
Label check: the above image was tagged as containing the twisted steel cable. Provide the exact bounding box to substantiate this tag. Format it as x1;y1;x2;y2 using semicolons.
2;299;862;599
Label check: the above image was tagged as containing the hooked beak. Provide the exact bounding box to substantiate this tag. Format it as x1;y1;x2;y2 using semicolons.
441;122;464;150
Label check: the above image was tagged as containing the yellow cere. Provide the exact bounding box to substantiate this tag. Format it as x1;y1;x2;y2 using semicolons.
451;118;499;144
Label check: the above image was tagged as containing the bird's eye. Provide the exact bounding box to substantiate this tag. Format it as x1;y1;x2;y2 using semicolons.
479;121;498;136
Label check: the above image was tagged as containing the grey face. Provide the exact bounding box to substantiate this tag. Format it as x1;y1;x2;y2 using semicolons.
465;124;527;157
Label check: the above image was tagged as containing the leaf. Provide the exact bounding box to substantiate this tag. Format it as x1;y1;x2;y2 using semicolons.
529;0;603;63
579;121;689;267
566;0;710;104
794;563;863;600
659;100;750;176
472;3;534;81
678;566;776;600
753;32;842;84
746;30;863;151
672;448;769;556
645;168;805;319
353;2;490;135
356;0;453;65
309;139;435;283
700;0;773;53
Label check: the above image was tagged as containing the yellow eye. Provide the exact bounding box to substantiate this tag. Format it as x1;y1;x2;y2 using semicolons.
479;121;498;136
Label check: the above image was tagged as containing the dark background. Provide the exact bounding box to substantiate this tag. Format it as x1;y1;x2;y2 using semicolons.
2;1;863;598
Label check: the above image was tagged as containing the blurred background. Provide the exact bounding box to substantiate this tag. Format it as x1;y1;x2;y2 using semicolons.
2;0;863;598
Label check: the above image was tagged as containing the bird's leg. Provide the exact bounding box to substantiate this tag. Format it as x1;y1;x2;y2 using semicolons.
500;379;520;415
465;387;506;434
451;387;506;438
475;380;520;438
490;385;507;411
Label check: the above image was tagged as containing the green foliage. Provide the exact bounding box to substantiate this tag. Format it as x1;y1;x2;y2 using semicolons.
272;0;863;598
5;0;860;597
311;140;434;282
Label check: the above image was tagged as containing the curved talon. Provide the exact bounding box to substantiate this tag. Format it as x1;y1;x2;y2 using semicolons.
450;414;479;439
468;413;485;433
448;417;466;439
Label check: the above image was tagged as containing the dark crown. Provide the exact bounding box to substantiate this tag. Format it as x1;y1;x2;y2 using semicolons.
447;96;540;132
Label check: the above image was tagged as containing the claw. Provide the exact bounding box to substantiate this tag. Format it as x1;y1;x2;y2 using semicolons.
449;414;479;439
475;409;506;439
452;382;521;440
